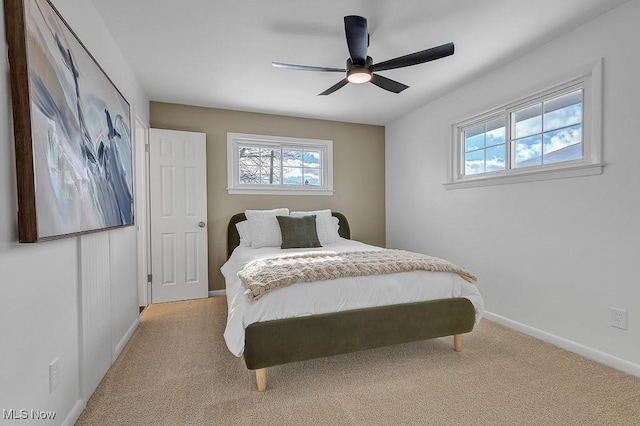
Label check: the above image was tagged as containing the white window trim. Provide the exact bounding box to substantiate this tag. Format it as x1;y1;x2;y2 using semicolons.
445;59;603;190
227;132;334;195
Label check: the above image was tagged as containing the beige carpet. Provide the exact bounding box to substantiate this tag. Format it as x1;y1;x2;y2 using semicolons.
76;297;640;425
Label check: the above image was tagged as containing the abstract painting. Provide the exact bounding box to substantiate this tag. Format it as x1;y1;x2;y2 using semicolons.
5;0;134;242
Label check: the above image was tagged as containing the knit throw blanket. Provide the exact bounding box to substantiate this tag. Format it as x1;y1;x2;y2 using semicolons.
239;249;477;302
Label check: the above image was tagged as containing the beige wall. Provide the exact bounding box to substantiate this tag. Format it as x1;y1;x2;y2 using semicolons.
150;102;385;290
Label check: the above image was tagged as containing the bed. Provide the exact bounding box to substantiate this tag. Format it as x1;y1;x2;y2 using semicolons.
222;210;483;391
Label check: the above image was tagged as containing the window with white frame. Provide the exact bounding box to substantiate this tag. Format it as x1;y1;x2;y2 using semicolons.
446;60;603;189
227;132;333;195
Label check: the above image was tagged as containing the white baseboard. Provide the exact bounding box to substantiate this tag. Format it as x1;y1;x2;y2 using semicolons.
61;399;85;426
209;290;226;297
114;318;139;361
483;311;640;378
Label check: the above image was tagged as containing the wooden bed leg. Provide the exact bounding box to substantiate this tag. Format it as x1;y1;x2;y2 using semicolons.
255;368;267;392
453;334;463;352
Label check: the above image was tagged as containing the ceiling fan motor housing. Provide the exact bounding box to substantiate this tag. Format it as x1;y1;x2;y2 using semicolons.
346;56;373;83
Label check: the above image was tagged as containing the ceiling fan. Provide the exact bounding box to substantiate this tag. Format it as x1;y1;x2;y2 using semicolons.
272;15;454;96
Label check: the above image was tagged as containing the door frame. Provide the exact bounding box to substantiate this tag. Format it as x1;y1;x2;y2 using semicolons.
134;116;151;308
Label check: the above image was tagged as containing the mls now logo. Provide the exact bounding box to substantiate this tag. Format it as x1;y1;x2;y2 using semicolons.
3;409;56;420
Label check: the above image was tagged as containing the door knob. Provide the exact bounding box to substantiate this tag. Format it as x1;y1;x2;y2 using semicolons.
198;221;206;228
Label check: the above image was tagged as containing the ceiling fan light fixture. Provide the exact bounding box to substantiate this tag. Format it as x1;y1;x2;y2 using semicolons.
347;68;372;84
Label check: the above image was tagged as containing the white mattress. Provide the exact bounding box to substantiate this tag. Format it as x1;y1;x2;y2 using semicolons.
221;238;484;357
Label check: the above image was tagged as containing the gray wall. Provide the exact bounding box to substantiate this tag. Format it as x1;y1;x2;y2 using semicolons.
386;0;640;374
151;102;386;290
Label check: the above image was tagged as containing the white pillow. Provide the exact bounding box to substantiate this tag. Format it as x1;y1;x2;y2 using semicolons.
235;220;252;247
245;208;290;248
290;209;340;245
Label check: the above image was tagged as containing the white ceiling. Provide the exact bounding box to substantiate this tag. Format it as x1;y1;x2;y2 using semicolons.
91;0;629;126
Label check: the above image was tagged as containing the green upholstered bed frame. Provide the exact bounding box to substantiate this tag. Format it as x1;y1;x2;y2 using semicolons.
227;212;476;391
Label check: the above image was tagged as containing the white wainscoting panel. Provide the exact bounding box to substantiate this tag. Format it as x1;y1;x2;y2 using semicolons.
78;232;112;403
110;227;140;362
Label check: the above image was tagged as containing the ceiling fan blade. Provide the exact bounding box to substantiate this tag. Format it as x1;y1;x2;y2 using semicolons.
344;15;368;65
372;42;454;72
272;62;346;72
370;74;409;93
319;79;349;96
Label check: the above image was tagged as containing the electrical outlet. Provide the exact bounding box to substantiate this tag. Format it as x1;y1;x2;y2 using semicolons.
611;308;627;330
49;358;59;393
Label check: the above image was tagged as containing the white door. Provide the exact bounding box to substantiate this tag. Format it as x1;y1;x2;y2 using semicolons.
149;129;208;303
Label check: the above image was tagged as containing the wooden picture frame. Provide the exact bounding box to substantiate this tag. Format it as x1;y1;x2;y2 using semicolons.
4;0;133;242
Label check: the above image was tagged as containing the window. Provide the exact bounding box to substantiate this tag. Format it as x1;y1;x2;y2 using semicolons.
447;60;602;189
227;133;333;195
464;117;506;175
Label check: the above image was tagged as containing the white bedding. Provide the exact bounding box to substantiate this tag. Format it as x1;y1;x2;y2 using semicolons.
221;238;484;357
